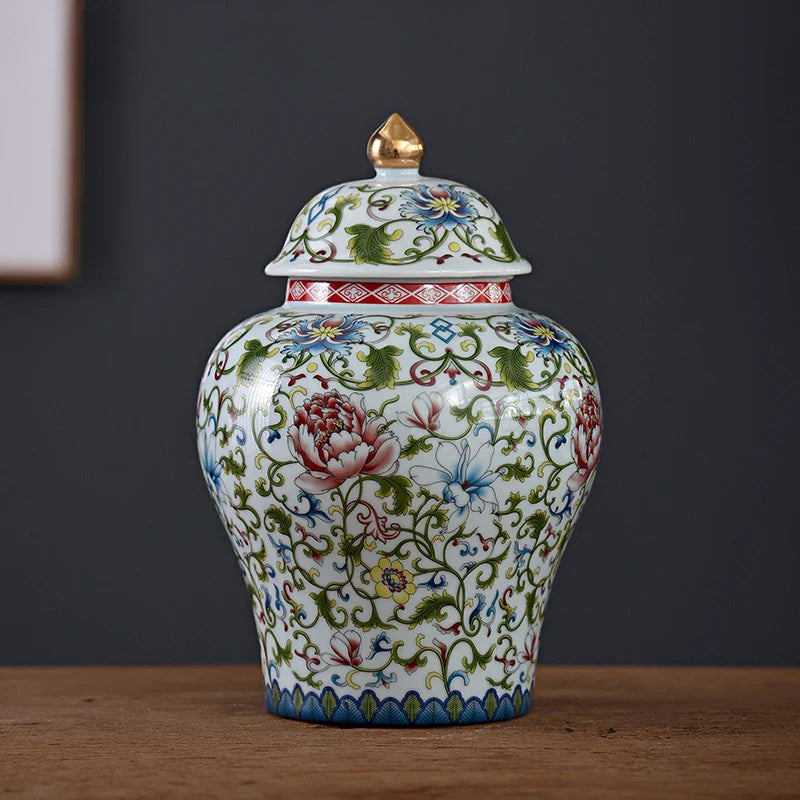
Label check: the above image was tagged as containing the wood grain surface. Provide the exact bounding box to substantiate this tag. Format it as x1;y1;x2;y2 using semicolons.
1;666;798;799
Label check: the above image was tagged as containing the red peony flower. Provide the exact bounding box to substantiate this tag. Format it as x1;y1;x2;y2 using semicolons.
288;389;400;493
567;390;602;491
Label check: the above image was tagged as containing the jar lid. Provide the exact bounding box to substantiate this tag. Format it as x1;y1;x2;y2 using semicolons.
265;113;532;280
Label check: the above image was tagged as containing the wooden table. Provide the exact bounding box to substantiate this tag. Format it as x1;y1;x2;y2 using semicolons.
1;666;798;798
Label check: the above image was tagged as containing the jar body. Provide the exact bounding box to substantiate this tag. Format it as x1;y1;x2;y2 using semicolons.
197;290;601;725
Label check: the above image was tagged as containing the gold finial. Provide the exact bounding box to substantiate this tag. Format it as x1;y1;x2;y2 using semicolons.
367;112;424;169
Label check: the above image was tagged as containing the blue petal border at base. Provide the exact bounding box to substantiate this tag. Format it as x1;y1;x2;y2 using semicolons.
264;681;533;726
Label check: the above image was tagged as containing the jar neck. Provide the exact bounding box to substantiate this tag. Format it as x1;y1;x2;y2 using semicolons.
284;278;513;307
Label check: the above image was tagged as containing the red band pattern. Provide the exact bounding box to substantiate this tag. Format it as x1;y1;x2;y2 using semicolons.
286;280;512;305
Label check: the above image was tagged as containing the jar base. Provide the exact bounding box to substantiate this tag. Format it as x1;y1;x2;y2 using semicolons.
264;681;533;726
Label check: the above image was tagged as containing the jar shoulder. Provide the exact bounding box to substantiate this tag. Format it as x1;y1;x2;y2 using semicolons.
199;304;599;406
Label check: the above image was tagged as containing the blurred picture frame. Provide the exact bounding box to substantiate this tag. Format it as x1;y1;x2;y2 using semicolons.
0;0;82;284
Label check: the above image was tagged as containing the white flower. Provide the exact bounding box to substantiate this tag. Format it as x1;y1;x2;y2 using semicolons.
397;391;444;431
409;439;499;529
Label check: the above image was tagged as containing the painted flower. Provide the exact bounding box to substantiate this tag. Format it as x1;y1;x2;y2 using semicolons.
200;434;225;503
288;389;400;493
567;390;602;491
366;670;397;689
508;314;572;357
409;439;500;528
281;315;368;356
368;631;392;659
521;627;538;670
322;630;363;667
370;557;416;604
400;184;478;233
397;391;444;431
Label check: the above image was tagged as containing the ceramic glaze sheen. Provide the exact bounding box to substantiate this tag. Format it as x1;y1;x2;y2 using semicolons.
196;115;602;725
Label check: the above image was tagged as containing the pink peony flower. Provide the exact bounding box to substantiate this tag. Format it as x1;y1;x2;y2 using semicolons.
288;389;399;494
397;391;444;431
567;390;602;491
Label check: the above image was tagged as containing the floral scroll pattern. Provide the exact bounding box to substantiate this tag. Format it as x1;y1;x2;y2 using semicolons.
271;180;522;268
197;308;601;723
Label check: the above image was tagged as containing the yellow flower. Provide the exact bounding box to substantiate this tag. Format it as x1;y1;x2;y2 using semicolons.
370;557;416;605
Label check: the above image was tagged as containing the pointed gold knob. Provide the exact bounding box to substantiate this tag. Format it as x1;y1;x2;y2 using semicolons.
367;112;424;169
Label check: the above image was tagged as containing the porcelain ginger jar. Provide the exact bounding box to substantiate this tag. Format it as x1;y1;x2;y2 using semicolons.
197;114;602;725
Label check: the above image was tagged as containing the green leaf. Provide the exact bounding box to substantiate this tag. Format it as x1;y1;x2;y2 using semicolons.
488;345;536;391
232;482;252;509
249;539;267;569
524;590;537;624
500;456;536;482
429;507;449;530
311;590;340;628
272;637;293;667
446;694;464;722
403;693;422;723
219;451;245;478
451;400;485;425
339;534;365;565
400;435;433;459
408;592;456;628
396;322;430;349
462;643;496;674
349;601;384;633
357;344;402;389
265;505;291;537
371;474;414;515
484;691;498;719
321;688;337;719
335;193;361;210
506;491;525;511
360;692;378;722
292;686;303;716
458;321;484;338
523;509;548;539
345;223;396;265
493;221;519;261
236;339;272;387
512;687;523;714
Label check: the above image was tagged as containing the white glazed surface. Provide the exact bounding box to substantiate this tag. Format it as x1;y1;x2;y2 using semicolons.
197;296;601;724
265;169;532;280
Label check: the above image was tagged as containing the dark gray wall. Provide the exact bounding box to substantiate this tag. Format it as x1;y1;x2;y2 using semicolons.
2;0;798;666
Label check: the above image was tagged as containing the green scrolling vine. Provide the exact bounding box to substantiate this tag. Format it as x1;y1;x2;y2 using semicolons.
272;182;523;267
197;308;601;696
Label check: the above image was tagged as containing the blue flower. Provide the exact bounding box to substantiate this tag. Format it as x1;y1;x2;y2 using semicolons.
418;573;448;591
409;439;500;530
200;434;224;502
285;491;333;528
400;184;478;233
368;632;392;660
366;670;397;688
508;314;572;357
281;315;367;356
